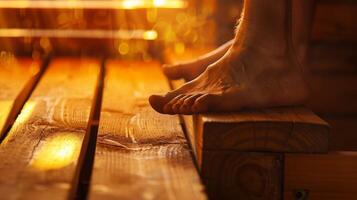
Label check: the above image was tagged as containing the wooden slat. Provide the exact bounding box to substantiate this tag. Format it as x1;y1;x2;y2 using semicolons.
324;116;357;151
88;61;206;200
307;73;357;115
285;152;357;200
0;57;41;139
195;107;329;154
312;1;357;42
0;58;100;200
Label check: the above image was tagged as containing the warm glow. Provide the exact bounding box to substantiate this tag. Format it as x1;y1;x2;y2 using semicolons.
153;0;165;6
0;101;12;132
0;29;158;40
143;30;158;40
31;133;82;170
0;0;187;9
118;42;130;55
174;42;186;54
15;101;36;124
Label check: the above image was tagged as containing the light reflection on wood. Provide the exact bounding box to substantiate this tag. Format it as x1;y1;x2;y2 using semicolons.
0;58;41;139
31;133;82;170
13;101;37;125
0;101;12;133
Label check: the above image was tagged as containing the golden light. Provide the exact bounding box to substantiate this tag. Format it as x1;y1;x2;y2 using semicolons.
118;42;130;55
0;0;187;9
122;0;141;9
153;0;166;7
0;101;12;132
15;101;36;124
143;30;158;40
0;29;158;41
31;133;82;170
174;42;185;54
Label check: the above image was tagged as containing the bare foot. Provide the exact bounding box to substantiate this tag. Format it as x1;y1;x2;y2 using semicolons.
150;47;308;114
163;40;233;81
150;0;309;114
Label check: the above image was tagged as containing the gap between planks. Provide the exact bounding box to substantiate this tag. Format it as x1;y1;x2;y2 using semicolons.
87;60;207;200
69;57;106;200
0;56;50;142
0;57;101;200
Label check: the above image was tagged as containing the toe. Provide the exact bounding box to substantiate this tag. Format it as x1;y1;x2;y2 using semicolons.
192;89;245;113
163;94;185;114
180;94;202;114
149;95;167;113
149;82;193;114
172;95;190;113
162;64;185;80
192;94;217;113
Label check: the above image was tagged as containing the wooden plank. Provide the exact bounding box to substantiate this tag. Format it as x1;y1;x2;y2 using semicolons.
322;116;357;151
88;61;206;200
307;73;357;114
312;2;357;42
193;108;328;200
285;152;357;200
0;57;41;140
0;58;100;200
308;43;357;73
195;107;329;154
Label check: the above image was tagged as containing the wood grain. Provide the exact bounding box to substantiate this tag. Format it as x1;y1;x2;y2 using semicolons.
88;61;206;200
202;152;282;200
0;57;41;139
196;107;329;154
193;108;328;200
285;152;357;200
0;58;100;200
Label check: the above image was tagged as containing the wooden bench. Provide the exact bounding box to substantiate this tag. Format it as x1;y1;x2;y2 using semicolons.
0;56;356;200
176;105;331;199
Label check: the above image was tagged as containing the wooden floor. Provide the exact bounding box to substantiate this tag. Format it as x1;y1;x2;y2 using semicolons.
0;57;206;200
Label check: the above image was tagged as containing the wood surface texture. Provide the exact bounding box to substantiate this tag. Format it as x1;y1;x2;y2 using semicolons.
0;57;41;139
88;61;206;200
195;107;330;154
0;58;100;200
202;152;282;200
192;108;328;200
312;1;357;42
285;152;357;200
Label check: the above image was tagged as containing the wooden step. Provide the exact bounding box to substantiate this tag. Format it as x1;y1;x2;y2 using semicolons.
88;61;206;200
167;48;331;200
171;80;330;200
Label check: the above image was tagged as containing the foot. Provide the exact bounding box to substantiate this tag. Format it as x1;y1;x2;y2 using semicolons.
150;0;310;114
150;47;309;114
163;40;233;81
162;58;212;81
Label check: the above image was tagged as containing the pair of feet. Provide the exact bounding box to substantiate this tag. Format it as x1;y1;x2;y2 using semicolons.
149;43;309;114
